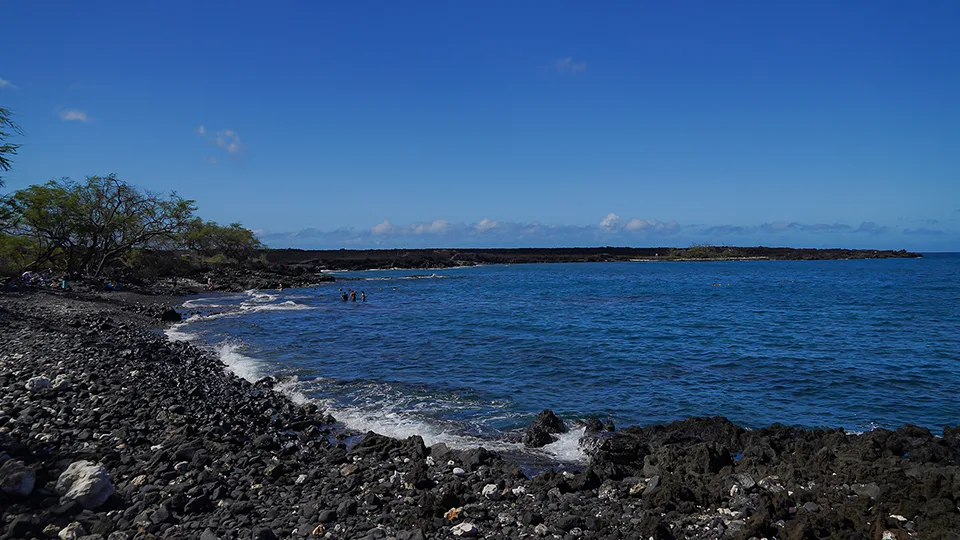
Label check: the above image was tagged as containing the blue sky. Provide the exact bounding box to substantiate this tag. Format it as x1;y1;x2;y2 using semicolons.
2;1;958;251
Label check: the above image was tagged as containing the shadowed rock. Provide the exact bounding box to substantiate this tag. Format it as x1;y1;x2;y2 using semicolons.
0;460;34;498
523;410;567;448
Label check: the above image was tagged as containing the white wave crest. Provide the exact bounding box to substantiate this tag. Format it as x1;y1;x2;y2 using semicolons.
243;300;313;312
537;426;588;463
164;322;197;342
243;290;278;303
326;404;519;452
215;342;264;382
275;377;310;405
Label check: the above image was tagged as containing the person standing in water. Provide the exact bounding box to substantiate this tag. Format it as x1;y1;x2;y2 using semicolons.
350;290;357;302
361;291;366;302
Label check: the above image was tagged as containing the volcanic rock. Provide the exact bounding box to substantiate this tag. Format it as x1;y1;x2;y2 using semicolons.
523;409;567;448
24;375;51;392
56;461;115;510
0;460;34;497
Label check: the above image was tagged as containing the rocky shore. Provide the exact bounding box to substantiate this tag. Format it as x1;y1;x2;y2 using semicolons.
108;246;922;293
1;290;958;539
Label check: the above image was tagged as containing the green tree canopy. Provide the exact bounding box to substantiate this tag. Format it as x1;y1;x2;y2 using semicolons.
182;218;263;261
5;174;196;275
0;106;22;186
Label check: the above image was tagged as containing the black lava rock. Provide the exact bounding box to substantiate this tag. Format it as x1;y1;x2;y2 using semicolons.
522;409;568;448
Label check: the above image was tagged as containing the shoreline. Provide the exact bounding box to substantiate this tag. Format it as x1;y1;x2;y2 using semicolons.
1;290;957;539
108;246;923;293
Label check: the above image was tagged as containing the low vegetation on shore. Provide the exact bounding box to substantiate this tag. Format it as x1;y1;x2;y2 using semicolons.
0;174;262;281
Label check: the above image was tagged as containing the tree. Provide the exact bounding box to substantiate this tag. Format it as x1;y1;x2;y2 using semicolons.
5;175;197;276
0;106;22;186
182;218;263;262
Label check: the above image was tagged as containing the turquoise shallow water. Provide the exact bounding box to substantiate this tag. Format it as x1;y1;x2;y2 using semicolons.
169;254;960;456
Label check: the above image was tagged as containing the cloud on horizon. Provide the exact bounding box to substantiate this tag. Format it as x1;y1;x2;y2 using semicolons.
903;227;946;236
0;78;16;90
700;221;888;237
255;215;941;250
59;109;89;122
600;213;680;234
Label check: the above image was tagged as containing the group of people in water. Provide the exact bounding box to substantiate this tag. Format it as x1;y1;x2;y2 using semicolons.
269;282;372;303
339;288;365;302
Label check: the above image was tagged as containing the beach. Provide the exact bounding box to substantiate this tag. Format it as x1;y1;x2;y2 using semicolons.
1;289;958;539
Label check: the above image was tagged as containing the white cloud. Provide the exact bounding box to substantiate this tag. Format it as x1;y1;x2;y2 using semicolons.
215;129;244;155
205;156;218;164
256;215;907;250
624;218;680;233
195;126;247;158
410;219;450;235
59;109;89;122
475;218;498;232
0;78;15;90
623;218;647;231
555;57;587;74
372;220;392;235
600;213;622;231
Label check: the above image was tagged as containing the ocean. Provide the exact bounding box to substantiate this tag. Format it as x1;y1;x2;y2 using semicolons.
166;254;960;462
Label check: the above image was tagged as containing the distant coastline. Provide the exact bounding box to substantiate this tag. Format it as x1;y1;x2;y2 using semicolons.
260;246;922;272
95;246;924;293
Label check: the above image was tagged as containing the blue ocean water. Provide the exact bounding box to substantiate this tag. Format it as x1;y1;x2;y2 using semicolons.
169;255;960;459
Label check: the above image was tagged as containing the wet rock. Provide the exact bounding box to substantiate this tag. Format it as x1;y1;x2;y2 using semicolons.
583;417;615;435
56;461;115;509
159;308;182;322
0;459;35;497
523;409;567;448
